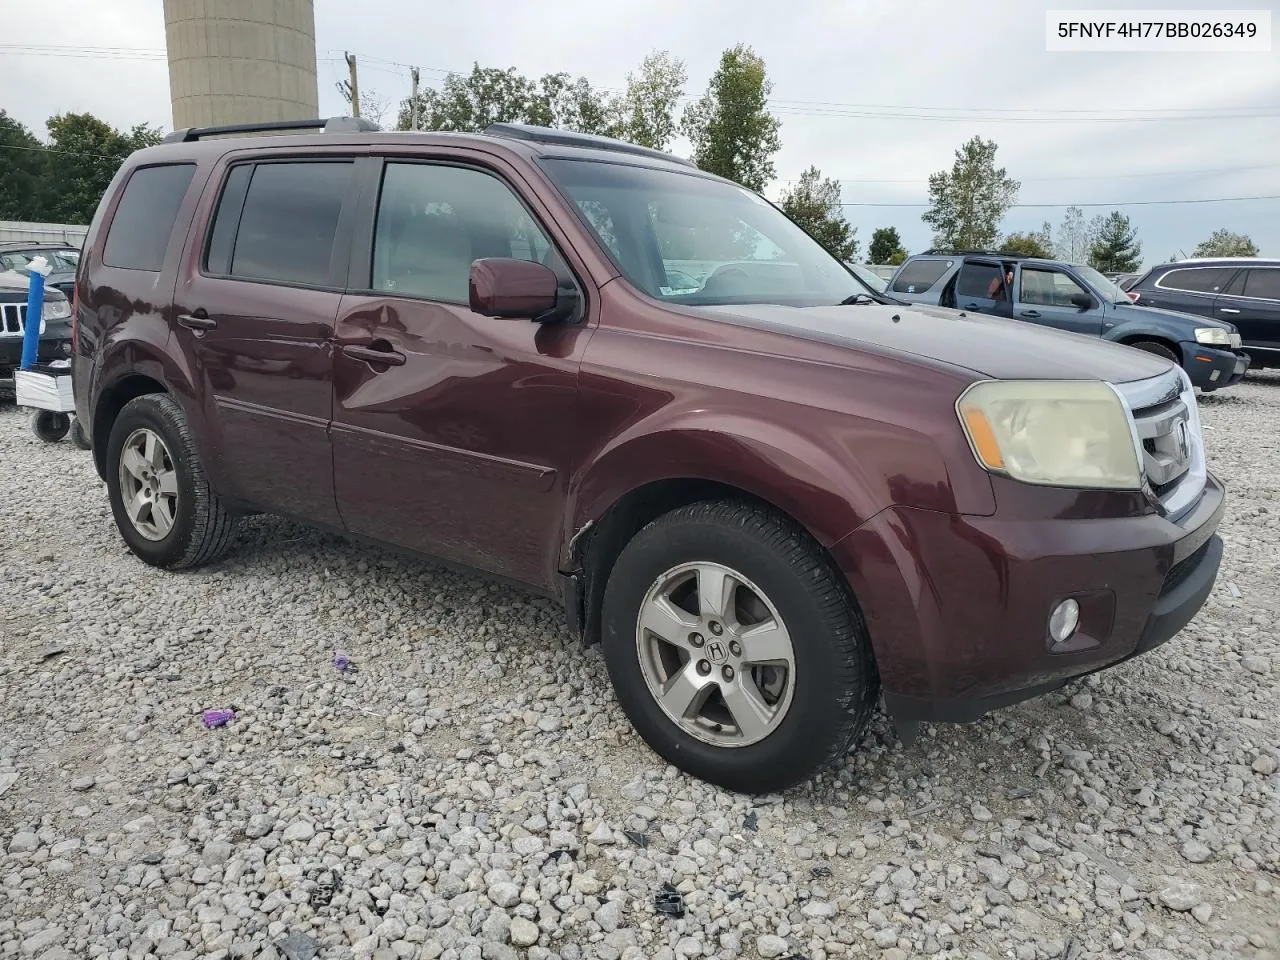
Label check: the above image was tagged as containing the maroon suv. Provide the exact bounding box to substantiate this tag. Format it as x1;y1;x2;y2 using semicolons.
73;119;1225;793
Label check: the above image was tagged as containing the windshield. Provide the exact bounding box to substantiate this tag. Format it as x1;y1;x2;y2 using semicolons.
846;262;889;293
0;249;78;273
1074;265;1129;303
539;158;874;307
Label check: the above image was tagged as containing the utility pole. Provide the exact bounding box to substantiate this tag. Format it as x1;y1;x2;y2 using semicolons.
345;51;361;119
410;66;420;131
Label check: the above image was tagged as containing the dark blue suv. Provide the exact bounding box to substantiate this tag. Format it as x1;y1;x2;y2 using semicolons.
887;251;1250;391
1128;258;1280;370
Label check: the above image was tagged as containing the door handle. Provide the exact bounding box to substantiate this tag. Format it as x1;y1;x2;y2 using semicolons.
177;313;217;332
1218;307;1240;314
343;343;406;367
1019;310;1041;319
965;303;981;309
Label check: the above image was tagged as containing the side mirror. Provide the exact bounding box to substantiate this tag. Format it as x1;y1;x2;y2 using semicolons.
1070;292;1094;311
469;258;563;321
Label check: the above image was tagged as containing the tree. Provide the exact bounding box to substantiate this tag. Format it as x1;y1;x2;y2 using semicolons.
681;44;782;191
1088;211;1142;272
778;167;859;260
42;114;161;223
614;50;687;150
1000;230;1054;258
868;227;907;265
921;136;1019;249
1193;228;1259;258
0;111;46;220
528;73;613;135
336;82;391;128
396;65;540;132
1052;205;1099;264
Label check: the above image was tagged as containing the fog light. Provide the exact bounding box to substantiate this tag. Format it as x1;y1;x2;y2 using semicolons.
1049;599;1080;643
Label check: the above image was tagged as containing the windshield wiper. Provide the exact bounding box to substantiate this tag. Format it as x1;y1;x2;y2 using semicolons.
838;293;876;305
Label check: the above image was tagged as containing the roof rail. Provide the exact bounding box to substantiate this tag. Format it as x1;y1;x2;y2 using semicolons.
162;116;381;144
921;247;1035;258
484;122;698;168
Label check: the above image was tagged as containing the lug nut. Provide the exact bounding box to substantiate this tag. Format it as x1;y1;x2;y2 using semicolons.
696;660;711;676
689;632;704;647
729;641;742;657
721;665;735;681
709;621;724;636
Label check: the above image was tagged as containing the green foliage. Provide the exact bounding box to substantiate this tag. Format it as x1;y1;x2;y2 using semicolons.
0;111;45;220
1001;222;1054;258
395;50;687;149
42;114;161;224
681;44;782;191
868;226;907;265
1192;228;1259;258
921;136;1019;250
1088;211;1142;272
778;166;858;260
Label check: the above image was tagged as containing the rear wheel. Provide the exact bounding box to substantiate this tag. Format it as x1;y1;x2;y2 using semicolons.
105;394;236;569
1130;340;1179;363
601;500;878;793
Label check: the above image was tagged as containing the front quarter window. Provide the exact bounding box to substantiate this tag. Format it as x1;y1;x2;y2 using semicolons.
539;157;864;307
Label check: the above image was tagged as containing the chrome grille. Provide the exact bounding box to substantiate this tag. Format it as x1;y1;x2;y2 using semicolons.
1115;367;1206;519
1;302;27;336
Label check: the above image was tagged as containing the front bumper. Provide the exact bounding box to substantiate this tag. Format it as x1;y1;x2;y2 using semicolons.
832;473;1225;726
0;335;72;382
1182;342;1249;391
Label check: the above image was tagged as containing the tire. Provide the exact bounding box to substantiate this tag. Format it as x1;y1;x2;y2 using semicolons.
69;418;90;450
105;393;237;569
1130;340;1179;363
32;410;70;442
600;500;878;793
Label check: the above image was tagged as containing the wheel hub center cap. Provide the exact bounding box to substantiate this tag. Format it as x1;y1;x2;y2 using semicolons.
705;639;729;665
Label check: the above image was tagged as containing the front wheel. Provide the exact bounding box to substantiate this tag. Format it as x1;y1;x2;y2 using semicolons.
105;393;237;569
601;500;878;793
1130;340;1179;363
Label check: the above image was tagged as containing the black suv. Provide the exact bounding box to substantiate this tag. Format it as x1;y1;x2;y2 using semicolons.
1128;258;1280;369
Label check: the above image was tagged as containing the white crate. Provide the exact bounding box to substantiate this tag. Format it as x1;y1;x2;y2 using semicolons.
15;367;75;413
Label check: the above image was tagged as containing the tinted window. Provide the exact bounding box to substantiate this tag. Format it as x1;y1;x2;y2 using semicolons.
371;162;564;302
229;162;353;286
205;165;252;276
102;164;196;271
1158;267;1234;294
891;259;952;294
955;262;1003;300
1021;267;1088;306
1243;268;1280;301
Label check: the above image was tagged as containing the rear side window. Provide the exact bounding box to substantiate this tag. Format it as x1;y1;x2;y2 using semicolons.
955;262;1003;300
1243;268;1280;301
218;161;353;287
1157;267;1234;294
102;164;196;271
891;259;952;294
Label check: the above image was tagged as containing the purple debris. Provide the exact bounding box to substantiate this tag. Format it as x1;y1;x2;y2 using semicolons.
202;709;235;729
334;654;357;674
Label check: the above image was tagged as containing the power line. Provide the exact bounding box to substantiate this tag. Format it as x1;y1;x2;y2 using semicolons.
838;195;1280;208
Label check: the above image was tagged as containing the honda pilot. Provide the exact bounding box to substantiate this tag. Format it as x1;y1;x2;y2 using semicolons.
73;120;1225;793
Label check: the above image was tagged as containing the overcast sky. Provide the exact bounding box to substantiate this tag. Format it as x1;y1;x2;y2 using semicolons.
4;0;1277;264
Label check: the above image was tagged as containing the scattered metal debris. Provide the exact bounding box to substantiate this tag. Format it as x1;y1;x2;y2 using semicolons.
623;830;649;848
728;889;746;901
544;848;576;865
744;811;759;832
1007;786;1034;800
810;865;832;879
308;868;342;907
655;882;685;918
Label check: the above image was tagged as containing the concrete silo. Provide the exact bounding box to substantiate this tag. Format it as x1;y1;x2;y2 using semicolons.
163;0;320;129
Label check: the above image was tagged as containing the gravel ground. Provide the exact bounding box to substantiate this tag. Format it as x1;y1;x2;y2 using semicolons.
1;376;1278;960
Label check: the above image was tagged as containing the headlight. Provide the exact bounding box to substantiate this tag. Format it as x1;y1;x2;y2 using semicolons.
1194;327;1229;346
957;380;1141;489
42;297;71;322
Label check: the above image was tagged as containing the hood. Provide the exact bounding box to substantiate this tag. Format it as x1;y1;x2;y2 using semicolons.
1112;300;1235;331
699;301;1173;384
0;269;67;298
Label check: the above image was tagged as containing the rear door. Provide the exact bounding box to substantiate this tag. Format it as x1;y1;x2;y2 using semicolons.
330;154;594;590
1136;265;1236;317
171;156;359;524
1213;266;1280;358
1013;264;1104;337
952;259;1012;318
887;257;954;302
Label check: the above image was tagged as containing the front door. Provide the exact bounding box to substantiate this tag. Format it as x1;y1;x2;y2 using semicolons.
952;259;1013;318
331;157;593;590
1013;264;1104;337
171;158;358;525
1213;266;1280;360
